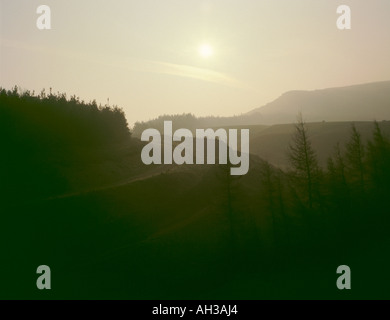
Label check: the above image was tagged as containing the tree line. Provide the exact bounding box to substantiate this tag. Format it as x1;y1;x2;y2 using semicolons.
0;86;130;200
255;114;390;250
0;86;130;148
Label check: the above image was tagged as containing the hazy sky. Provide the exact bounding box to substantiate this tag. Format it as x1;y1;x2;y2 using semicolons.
1;0;390;126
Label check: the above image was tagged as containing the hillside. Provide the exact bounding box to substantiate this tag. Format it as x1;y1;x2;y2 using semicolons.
246;80;390;124
0;87;158;202
2;86;390;299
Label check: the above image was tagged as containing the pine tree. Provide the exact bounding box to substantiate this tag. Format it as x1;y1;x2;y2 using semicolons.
367;121;390;191
345;123;366;193
288;114;320;210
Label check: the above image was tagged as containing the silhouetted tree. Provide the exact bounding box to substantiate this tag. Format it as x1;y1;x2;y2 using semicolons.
367;121;390;192
288;114;321;210
345;124;366;193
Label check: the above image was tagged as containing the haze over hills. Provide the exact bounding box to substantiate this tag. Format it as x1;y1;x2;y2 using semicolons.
130;81;390;170
246;80;390;125
132;81;390;136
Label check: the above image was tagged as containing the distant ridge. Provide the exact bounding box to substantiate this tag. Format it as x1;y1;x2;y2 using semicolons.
245;80;390;124
132;80;390;136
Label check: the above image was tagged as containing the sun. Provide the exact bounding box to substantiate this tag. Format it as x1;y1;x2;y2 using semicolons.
198;44;214;58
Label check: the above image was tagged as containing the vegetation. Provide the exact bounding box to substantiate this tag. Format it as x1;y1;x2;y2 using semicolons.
0;86;130;147
0;86;132;200
1;87;390;299
132;113;255;137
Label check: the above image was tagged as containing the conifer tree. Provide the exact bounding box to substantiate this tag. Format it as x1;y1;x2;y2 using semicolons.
288;114;320;210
